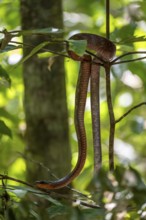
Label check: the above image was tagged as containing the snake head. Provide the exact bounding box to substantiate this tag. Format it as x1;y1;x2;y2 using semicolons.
35;180;49;184
35;180;54;189
68;33;116;62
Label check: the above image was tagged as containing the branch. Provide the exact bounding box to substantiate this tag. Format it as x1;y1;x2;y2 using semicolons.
112;51;146;63
0;174;33;188
106;0;110;39
112;56;146;65
115;102;146;123
11;40;69;58
0;172;100;209
1;178;100;209
34;188;100;209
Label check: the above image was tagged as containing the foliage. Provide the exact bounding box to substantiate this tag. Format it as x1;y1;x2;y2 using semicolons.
0;165;146;219
0;0;146;219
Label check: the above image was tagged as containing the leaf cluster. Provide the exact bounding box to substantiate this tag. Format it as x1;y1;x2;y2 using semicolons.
0;165;146;219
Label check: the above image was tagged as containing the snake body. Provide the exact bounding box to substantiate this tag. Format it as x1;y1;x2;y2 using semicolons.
35;33;116;190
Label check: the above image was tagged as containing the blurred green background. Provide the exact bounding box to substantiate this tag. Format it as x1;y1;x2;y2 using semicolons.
0;0;146;219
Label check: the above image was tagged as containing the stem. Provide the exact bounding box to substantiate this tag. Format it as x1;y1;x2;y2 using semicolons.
0;174;33;187
11;40;69;58
105;63;115;171
112;56;146;65
115;102;146;123
112;51;146;63
106;0;110;39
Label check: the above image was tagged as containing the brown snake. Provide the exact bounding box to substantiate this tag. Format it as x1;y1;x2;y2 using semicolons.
35;33;116;190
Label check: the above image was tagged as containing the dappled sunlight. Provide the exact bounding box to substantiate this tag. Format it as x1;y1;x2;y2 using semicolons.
114;139;137;164
64;12;92;28
8;158;26;182
8;53;22;65
121;70;143;89
118;92;133;107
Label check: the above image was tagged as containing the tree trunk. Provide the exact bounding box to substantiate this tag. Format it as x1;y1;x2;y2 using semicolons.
20;0;71;219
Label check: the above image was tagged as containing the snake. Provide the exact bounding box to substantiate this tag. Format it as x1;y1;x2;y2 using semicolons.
35;33;116;190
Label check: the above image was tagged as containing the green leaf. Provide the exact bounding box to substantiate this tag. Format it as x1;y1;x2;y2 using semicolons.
68;39;87;56
36;192;62;206
116;35;146;52
9;185;62;206
0;107;14;120
0;44;22;53
13;27;63;36
0;120;12;138
115;165;126;186
82;208;105;218
17;41;50;65
117;44;135;53
117;35;146;44
130;117;144;134
47;205;68;219
0;215;5;220
0;65;11;87
10;41;50;71
129;166;146;190
37;51;55;59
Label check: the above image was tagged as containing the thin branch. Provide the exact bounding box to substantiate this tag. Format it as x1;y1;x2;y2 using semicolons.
34;189;101;209
74;200;100;209
112;56;146;65
11;40;69;58
106;0;110;39
3;183;100;209
0;173;100;209
0;174;33;188
115;102;146;124
112;51;146;63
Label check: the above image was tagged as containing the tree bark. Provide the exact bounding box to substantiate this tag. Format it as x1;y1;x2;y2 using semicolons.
20;0;71;219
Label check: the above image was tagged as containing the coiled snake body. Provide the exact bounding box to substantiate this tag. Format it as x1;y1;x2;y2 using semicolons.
35;33;116;190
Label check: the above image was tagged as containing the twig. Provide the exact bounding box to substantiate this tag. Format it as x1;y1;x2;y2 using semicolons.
0;174;33;188
11;40;69;58
112;51;146;63
112;56;146;65
0;173;100;209
73;200;100;209
0;29;13;50
33;188;100;209
2;183;100;209
106;0;110;39
115;102;146;123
